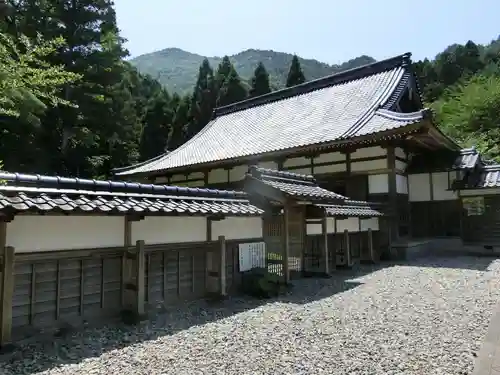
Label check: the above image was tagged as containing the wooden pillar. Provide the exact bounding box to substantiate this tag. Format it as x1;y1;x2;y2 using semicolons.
321;214;329;275
283;205;291;284
135;240;145;316
122;216;132;307
367;228;375;263
218;235;227;296
121;236;146;323
387;146;399;242
344;229;351;267
0;244;14;347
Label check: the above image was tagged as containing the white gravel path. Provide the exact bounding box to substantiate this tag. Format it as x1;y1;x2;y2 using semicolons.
1;255;500;375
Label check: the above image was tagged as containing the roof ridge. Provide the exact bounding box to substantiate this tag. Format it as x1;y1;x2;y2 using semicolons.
214;53;412;118
112;152;169;174
375;108;431;121
341;68;406;139
249;166;316;184
0;171;247;199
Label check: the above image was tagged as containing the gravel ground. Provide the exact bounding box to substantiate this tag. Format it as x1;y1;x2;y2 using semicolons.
1;255;500;375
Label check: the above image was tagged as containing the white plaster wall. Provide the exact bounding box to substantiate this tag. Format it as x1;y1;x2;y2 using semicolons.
396;174;408;194
208;169;228;184
351;146;387;159
395;147;406;159
351;159;387;172
287;167;313;175
7;215;124;253
188;172;204;180
368;174;389;194
336;217;360;232
181;180;205;187
171;174;187;182
314;163;346;174
326;218;336;233
460;188;500;196
132;217;207;244
395;159;407;172
432;172;457;201
155;176;168;184
283;156;310;168
306;223;323;235
408;173;431;202
360;217;380;231
211;217;263;240
314;152;345;164
229;165;248;182
258;161;278;170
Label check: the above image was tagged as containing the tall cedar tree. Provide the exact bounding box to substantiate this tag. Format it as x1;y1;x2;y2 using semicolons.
216;66;248;107
215;56;232;93
8;0;142;177
286;55;306;87
185;58;216;139
1;1;500;178
167;94;191;150
249;62;271;97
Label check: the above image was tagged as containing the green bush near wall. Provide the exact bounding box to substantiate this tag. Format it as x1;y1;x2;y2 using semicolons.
240;267;286;299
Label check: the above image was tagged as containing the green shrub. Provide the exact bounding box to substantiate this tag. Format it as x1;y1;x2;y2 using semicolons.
240;267;285;299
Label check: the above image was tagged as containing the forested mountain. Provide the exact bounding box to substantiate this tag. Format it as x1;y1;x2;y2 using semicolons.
130;48;375;94
0;1;499;180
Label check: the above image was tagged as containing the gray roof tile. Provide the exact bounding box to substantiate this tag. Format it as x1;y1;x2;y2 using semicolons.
0;172;262;217
477;166;500;188
116;53;430;176
320;201;383;217
453;147;481;169
247;167;346;203
0;188;263;216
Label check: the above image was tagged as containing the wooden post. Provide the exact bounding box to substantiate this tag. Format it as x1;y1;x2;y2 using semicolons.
367;228;375;263
122;216;132;307
283;206;291;284
344;229;351;267
135;240;145;316
0;246;14;347
387;146;399;246
321;215;329;275
218;235;227;296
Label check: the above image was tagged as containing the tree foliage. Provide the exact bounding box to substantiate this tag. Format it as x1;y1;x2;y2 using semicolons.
0;0;499;180
286;55;306;87
414;38;500;160
0;33;80;124
249;62;271;98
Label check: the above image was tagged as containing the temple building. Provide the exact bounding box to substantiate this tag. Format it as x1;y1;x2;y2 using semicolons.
114;53;500;250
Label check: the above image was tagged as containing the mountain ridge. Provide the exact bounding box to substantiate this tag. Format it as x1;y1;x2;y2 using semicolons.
130;47;376;94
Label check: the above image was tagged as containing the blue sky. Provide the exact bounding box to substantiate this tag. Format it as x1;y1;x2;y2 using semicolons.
115;0;499;64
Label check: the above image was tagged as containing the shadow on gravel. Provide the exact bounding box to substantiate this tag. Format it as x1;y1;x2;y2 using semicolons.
0;263;387;375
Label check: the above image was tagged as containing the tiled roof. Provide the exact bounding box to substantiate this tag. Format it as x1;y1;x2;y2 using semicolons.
453;147;482;170
476;166;500;188
453;147;498;170
246;167;346;203
0;172;262;217
115;53;431;176
320;201;384;217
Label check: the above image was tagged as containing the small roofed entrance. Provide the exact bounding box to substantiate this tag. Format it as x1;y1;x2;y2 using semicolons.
245;166;383;283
